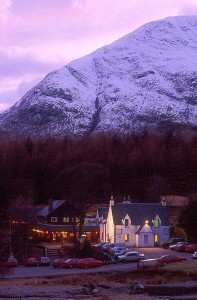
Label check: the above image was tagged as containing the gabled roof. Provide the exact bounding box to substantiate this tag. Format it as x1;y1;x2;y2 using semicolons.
111;203;169;226
135;224;144;235
97;207;109;220
36;200;66;217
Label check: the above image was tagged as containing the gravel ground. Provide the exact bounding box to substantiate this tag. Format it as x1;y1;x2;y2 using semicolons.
0;282;197;300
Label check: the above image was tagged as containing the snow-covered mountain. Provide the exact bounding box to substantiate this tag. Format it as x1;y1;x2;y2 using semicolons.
1;15;197;138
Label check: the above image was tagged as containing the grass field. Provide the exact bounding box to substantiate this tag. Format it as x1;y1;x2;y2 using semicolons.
0;265;196;299
164;259;197;273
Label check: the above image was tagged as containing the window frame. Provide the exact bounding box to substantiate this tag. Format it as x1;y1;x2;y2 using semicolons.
51;217;57;223
154;219;159;227
124;233;129;241
125;219;129;227
63;217;69;223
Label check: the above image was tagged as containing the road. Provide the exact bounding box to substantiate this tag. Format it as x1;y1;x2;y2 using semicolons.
10;247;193;278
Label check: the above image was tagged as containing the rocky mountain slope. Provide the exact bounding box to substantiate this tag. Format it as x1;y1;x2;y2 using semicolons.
1;15;197;138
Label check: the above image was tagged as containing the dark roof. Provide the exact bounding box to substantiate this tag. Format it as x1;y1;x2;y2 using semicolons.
36;200;66;217
97;207;109;220
111;203;169;226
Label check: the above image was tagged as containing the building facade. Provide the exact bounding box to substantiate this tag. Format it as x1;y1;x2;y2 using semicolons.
97;196;170;247
35;199;99;243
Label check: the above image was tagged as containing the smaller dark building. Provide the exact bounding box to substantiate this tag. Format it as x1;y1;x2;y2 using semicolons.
35;199;99;243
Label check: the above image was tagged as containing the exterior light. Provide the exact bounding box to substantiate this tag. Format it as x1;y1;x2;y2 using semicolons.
145;220;148;224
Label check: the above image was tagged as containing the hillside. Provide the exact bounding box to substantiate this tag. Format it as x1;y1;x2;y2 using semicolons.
0;15;197;138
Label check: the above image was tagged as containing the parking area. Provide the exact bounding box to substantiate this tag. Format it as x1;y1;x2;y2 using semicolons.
134;247;193;260
9;247;194;279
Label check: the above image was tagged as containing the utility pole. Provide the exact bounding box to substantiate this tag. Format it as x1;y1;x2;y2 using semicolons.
9;220;13;258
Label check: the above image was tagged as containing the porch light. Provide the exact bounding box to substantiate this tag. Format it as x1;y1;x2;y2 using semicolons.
145;220;148;224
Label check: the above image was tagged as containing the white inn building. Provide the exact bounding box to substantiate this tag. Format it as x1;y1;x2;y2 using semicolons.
97;196;170;247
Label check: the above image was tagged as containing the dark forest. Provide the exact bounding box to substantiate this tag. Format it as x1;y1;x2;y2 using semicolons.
0;132;197;209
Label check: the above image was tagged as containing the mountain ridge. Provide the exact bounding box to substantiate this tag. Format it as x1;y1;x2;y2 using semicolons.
1;15;197;138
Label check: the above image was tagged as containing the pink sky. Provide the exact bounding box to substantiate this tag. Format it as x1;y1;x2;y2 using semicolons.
0;0;197;111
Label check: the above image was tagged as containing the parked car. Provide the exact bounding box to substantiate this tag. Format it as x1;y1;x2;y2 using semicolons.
38;257;51;266
25;257;39;267
169;242;188;251
192;252;197;259
117;251;145;263
6;257;18;267
172;242;190;252
161;238;186;249
110;247;128;254
113;248;129;259
157;255;187;265
77;258;102;268
101;243;126;252
101;243;114;252
52;258;67;268
61;258;81;268
185;244;197;253
94;242;109;248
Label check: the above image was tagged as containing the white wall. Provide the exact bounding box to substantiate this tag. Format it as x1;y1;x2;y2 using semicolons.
106;204;115;242
136;224;154;247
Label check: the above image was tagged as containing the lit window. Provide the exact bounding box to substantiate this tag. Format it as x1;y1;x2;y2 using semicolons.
63;217;69;223
51;217;57;223
124;234;129;241
154;219;159;227
154;234;159;243
125;219;129;227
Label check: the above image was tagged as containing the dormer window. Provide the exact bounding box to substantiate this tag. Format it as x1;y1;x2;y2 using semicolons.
154;219;159;227
125;219;129;227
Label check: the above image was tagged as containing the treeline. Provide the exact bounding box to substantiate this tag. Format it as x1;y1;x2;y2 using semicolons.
0;132;197;208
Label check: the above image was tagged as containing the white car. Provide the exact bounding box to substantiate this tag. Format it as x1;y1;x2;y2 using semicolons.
112;248;129;258
111;247;128;254
117;251;145;262
39;257;51;266
192;251;197;259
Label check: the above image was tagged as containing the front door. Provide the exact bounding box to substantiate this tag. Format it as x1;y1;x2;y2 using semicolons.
144;234;148;245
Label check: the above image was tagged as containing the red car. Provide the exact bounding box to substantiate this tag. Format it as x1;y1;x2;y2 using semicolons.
185;244;197;253
158;255;187;265
61;258;81;268
77;258;102;268
6;257;18;267
52;258;67;268
173;243;189;252
25;257;39;267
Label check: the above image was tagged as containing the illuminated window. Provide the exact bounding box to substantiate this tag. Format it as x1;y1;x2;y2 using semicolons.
124;234;129;241
154;219;159;227
125;219;129;227
154;234;159;243
51;217;57;223
63;217;69;223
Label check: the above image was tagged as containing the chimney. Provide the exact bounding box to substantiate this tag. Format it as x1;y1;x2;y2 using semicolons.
123;195;131;204
110;195;114;206
160;196;167;207
48;198;53;212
